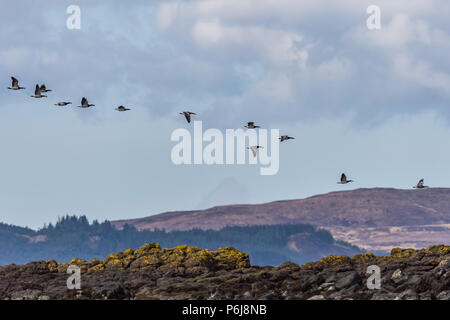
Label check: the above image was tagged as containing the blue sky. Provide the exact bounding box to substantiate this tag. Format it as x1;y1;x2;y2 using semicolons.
1;1;450;228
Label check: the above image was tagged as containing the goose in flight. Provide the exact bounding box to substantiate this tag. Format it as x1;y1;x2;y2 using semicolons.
245;122;260;129
78;97;95;108
54;102;72;106
413;179;428;189
279;135;295;142
116;105;131;112
30;84;47;98
39;84;52;93
8;77;25;90
337;173;354;184
247;145;264;157
180;111;196;123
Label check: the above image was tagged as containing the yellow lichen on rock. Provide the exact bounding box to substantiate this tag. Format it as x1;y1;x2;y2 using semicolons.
302;255;351;270
390;248;416;259
44;243;251;274
425;244;450;255
123;248;135;256
214;247;250;269
351;252;377;264
69;258;87;265
47;260;59;272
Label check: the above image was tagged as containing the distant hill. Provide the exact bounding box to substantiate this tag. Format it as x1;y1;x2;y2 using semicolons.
111;188;450;251
0;216;361;266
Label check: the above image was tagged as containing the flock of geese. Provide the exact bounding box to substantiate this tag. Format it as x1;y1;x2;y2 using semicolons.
9;76;295;153
7;76;429;189
8;77;128;111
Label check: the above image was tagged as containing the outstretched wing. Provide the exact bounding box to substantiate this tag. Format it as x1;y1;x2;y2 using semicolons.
247;122;254;126
250;146;257;157
184;112;191;123
11;77;18;86
40;84;46;91
81;97;87;105
35;84;40;95
341;173;347;182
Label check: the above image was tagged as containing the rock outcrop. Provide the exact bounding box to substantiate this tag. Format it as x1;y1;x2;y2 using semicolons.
0;244;449;300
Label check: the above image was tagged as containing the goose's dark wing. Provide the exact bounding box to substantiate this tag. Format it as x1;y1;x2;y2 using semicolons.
185;113;191;123
40;84;46;91
81;97;87;105
417;179;424;187
11;77;18;86
35;84;40;95
341;173;346;182
247;122;254;126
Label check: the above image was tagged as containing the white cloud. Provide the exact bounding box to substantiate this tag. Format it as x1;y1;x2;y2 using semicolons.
156;2;178;29
0;48;29;69
394;54;450;95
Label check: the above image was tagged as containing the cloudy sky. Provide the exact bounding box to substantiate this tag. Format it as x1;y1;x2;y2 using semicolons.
1;1;450;229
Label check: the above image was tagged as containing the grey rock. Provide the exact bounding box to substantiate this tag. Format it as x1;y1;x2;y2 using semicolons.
391;269;408;284
10;289;42;300
395;289;418;300
242;291;252;300
436;291;450;300
307;295;325;300
325;273;337;283
318;282;334;290
335;272;361;290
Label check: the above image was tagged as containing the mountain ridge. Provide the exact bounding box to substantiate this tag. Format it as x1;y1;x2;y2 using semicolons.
111;188;450;251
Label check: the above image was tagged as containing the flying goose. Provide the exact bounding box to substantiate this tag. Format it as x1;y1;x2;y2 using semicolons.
279;135;295;142
39;84;52;93
116;105;131;112
413;179;428;189
337;173;354;184
30;84;47;98
180;111;196;123
247;145;264;157
245;122;260;129
8;77;25;90
78;97;95;108
54;102;72;106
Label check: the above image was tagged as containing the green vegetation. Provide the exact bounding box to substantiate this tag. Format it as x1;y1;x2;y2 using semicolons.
0;215;361;266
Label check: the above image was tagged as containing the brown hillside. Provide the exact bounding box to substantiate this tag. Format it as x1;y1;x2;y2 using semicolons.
111;188;450;251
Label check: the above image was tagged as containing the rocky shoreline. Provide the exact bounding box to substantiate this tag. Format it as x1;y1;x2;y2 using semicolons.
0;243;448;300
